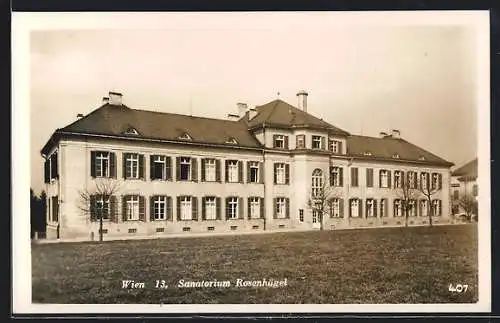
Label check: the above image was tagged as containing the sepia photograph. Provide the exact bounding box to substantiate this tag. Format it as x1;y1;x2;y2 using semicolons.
12;11;490;313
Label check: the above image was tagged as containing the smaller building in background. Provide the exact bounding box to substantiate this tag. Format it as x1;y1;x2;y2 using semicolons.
451;158;478;220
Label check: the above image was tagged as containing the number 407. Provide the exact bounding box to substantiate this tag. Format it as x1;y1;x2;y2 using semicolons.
449;284;468;293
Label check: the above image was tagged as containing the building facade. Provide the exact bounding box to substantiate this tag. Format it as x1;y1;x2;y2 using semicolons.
451;158;478;220
41;91;454;241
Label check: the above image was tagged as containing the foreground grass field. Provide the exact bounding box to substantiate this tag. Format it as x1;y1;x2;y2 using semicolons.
32;224;478;304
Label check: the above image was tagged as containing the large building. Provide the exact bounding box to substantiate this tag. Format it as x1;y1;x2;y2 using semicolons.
451;158;478;219
41;91;454;241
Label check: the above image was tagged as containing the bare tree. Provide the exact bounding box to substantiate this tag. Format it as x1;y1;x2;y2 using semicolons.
395;179;420;227
418;173;442;227
78;178;122;241
457;193;478;222
307;173;343;230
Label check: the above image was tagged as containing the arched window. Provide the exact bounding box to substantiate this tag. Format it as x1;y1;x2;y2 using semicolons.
312;169;323;197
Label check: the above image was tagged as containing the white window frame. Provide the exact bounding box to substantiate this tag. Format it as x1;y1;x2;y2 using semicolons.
421;173;429;189
228;197;238;219
95;195;110;220
299;209;304;222
408;200;416;217
380;199;386;217
366;199;374;217
331;167;341;186
205;159;216;182
228;160;239;183
394;199;402;217
421;200;429;217
180;157;191;181
153;155;167;180
153;196;167;220
331;198;340;218
432;200;441;216
249;197;260;219
126;195;140;220
330;140;340;153
126;154;140;179
249;161;259;183
408;172;416;188
312;135;322;149
380;170;389;188
276;197;286;219
296;135;305;149
274;135;285;148
205;197;216;220
95;152;110;178
394;171;402;188
180;196;192;220
312;169;323;197
432;173;439;189
350;199;359;218
276;163;285;184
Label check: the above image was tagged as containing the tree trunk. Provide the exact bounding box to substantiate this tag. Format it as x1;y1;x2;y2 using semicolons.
99;216;104;242
405;210;408;227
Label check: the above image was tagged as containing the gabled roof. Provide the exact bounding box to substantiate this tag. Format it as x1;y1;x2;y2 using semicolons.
43;103;263;154
346;135;454;167
452;158;478;178
244;99;350;136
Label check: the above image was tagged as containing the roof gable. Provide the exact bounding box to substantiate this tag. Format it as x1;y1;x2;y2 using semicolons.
452;158;478;177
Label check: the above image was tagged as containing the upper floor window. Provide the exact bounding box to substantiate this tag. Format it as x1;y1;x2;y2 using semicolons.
394;170;403;188
296;135;305;149
350;167;359;187
330;166;343;187
91;151;115;179
247;161;260;183
150;155;172;181
177;157;197;181
274;163;290;185
311;169;323;197
473;184;478;197
225;160;242;183
124;153;144;180
273;134;288;149
407;171;417;189
431;173;442;190
379;169;391;188
453;190;459;200
201;158;220;182
329;139;342;154
420;172;430;190
366;168;374;187
312;136;325;150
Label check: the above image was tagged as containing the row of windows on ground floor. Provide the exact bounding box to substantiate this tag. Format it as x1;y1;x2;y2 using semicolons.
48;195;443;223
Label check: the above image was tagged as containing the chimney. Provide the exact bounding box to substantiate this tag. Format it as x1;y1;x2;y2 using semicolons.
248;107;258;120
227;113;239;121
102;97;110;105
237;102;248;118
391;129;401;138
108;91;123;105
379;131;388;138
76;113;84;119
297;90;308;112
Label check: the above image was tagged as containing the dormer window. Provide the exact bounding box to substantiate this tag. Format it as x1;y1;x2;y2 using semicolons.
312;136;325;150
329;139;342;154
225;138;238;145
123;127;139;135
179;132;192;140
363;151;372;156
419;156;426;161
392;153;400;159
273;134;288;149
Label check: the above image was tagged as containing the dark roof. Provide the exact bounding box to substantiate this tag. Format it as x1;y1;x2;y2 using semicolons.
452;158;478;177
346;135;454;166
51;104;262;150
244;99;350;136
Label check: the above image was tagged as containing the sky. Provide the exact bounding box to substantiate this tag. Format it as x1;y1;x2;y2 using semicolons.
25;12;482;194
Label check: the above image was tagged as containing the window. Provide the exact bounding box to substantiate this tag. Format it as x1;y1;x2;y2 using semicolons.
407;171;417;189
249;197;261;219
275;197;287;219
350;199;360;218
273;135;287;149
204;197;217;220
226;138;238;144
392;153;400;159
380;199;387;217
91;151;115;178
394;171;403;188
180;157;191;181
431;173;442;190
179;132;192;140
180;196;192;220
151;155;171;181
124;195;145;221
453;190;459;200
124;127;139;135
350;168;358;187
420;200;429;217
330;166;343;187
227;160;239;183
124;153;144;179
419;156;426;161
432;199;442;216
50;152;58;180
329;139;342;154
227;197;239;219
152;196;167;220
379;170;390;188
248;161;260;183
312;136;323;149
366;199;375;217
51;196;59;222
296;135;305;149
473;184;478;197
274;163;289;185
394;199;402;217
311;169;323;197
299;209;304;222
366;168;374;187
330;198;341;218
408;200;417;217
204;159;217;182
363;151;372;156
420;173;429;190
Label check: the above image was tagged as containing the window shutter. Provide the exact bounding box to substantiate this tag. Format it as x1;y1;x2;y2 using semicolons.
192;196;198;221
201;159;206;182
123;154;128;179
358;199;363;218
110;152;116;178
339;199;344;218
202;197;206;220
216;197;221;220
439;200;442;215
273;198;277;219
167;197;172;221
191;158;198;182
150;155;156;180
438;174;442;190
176;157;181;181
286;198;290;219
52;153;59;179
247;161;251;183
285;164;290;184
247;198;252;219
176;196;181;221
329;167;333;186
273;164;277;184
393;200;397;217
349;199;352;218
216;159;221;182
259;162;264;183
90;152;96;178
272;135;278;148
166;157;172;180
225;198;230;220
122;196;127;222
320;137;326;150
150;196;155;221
338;141;343;154
284;136;289;149
400;171;405;187
225;161;229;183
44;159;50;183
238;161;243;183
366;168;373;187
90;195;96;222
109;195;117;222
387;171;392;188
339;168;344;186
138;155;144;179
373;200;378;217
139;196;145;221
260;198;265;219
238;197;244;219
351;168;356;187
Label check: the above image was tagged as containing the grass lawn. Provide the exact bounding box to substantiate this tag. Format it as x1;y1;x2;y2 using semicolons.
32;224;478;304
